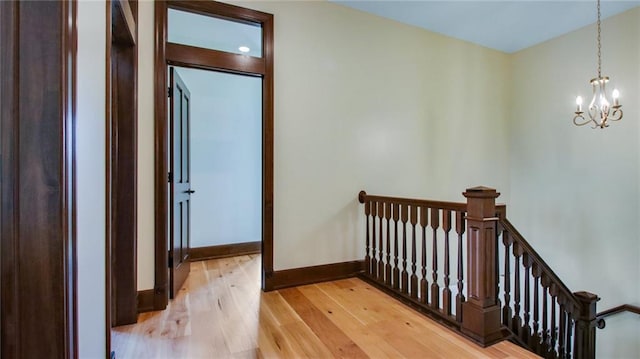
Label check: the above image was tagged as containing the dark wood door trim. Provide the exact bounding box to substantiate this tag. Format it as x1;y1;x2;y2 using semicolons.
0;1;78;357
107;0;138;328
153;0;275;309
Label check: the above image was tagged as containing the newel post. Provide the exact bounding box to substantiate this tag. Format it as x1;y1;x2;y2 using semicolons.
461;186;503;346
574;291;600;359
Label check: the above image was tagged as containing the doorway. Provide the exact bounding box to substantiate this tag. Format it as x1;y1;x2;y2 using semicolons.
168;66;263;298
153;1;274;310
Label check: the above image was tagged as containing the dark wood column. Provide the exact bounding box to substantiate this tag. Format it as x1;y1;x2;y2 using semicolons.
0;1;77;358
574;291;600;359
461;186;503;346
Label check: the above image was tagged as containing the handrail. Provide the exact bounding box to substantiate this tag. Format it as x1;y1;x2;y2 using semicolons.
499;217;581;309
358;191;467;211
597;304;640;320
359;191;507;217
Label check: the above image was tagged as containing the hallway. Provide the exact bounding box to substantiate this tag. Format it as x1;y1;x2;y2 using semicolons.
112;255;538;358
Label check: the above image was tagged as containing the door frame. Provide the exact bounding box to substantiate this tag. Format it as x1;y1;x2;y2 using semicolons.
106;0;139;328
0;1;78;356
153;0;275;310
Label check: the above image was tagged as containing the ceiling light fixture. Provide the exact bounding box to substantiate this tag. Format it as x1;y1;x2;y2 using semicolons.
238;46;250;53
573;0;622;129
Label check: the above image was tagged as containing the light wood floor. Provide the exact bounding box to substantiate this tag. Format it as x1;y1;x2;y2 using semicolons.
112;254;539;358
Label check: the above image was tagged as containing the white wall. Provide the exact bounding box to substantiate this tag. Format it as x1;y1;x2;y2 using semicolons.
176;68;262;248
138;0;155;290
231;0;513;270
77;0;106;357
509;8;640;357
136;0;512;285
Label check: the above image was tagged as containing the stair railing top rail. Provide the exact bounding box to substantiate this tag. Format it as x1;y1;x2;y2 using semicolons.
498;217;581;310
358;191;467;211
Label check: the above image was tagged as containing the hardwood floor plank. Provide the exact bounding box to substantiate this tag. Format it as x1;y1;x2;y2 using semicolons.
297;284;406;358
111;254;540;359
279;287;369;359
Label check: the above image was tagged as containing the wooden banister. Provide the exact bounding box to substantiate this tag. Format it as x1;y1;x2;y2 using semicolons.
357;188;601;358
498;218;581;309
359;191;467;211
597;304;640;321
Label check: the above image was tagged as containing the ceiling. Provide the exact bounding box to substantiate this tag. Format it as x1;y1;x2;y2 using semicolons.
330;0;640;53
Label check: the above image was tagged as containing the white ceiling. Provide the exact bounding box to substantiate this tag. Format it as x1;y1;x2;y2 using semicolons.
331;0;640;53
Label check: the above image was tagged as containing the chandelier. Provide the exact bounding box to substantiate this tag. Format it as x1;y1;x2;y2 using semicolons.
573;0;623;128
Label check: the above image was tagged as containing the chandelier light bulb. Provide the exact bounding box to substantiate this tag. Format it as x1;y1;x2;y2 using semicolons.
576;96;583;112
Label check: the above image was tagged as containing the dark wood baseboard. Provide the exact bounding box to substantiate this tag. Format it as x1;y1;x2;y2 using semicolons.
189;241;261;261
137;289;155;313
265;260;364;291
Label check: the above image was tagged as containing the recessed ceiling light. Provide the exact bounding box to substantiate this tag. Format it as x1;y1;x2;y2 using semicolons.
238;46;250;53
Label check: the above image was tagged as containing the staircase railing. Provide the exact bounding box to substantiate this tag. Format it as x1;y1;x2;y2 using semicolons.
358;186;599;359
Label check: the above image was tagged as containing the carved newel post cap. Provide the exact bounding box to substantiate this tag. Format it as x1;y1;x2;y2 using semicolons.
463;186;500;199
574;291;600;302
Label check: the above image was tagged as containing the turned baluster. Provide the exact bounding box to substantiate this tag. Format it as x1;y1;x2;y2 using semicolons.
401;204;409;294
532;264;541;352
371;202;378;279
378;201;385;282
512;242;522;335
524;254;532;344
541;277;549;352
430;208;440;309
410;205;419;299
455;211;465;322
384;202;392;286
420;206;429;305
502;230;512;327
442;210;452;316
559;301;566;358
393;203;400;290
566;311;573;359
365;201;371;276
551;294;557;357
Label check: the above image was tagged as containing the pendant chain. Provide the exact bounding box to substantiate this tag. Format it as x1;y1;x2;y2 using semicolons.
597;0;602;79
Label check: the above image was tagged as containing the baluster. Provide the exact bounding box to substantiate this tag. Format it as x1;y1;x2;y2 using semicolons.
442;210;452;316
551;294;557;357
401;204;409;294
384;202;392;286
542;278;549;352
559;301;566;358
532;264;541;353
378;201;385;282
524;254;531;345
410;205;418;298
566;311;573;359
430;208;440;309
420;206;429;304
502;230;512;327
393;203;400;290
455;211;465;322
365;201;371;277
512;242;522;335
371;201;378;279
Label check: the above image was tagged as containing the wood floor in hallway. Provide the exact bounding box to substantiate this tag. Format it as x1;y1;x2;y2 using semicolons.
111;254;539;358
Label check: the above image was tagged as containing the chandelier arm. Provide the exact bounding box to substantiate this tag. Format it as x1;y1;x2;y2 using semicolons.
573;113;593;126
609;108;623;121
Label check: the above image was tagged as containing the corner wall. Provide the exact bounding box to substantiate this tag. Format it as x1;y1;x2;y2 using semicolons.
509;8;640;357
77;0;107;356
